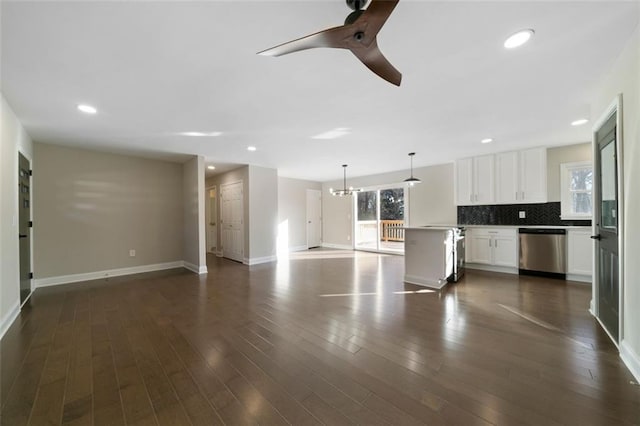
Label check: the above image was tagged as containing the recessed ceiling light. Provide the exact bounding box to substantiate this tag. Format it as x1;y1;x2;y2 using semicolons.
504;29;535;49
247;146;257;151
207;165;216;170
77;104;97;114
179;131;222;137
481;138;493;144
571;118;589;126
312;127;351;140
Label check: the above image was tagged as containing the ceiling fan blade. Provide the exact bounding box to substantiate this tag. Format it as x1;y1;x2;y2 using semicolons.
350;38;402;86
258;25;355;57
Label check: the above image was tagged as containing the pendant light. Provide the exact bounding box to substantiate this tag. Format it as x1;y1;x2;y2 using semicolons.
404;152;421;186
329;164;361;196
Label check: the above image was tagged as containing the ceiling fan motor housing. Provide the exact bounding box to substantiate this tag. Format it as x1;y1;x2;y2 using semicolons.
346;0;368;11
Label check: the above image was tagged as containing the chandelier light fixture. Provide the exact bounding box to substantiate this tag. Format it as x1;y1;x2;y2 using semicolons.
403;152;421;186
330;164;361;196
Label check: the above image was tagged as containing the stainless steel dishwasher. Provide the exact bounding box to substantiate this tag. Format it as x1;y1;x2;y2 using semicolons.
518;228;567;279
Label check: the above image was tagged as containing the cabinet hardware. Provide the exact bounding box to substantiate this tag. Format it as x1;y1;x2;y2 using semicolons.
590;235;601;240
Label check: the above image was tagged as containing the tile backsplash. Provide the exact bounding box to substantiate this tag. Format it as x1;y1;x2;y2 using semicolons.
457;202;592;226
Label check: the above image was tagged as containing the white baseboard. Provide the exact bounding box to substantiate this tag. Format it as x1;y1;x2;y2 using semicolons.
0;300;20;340
34;261;186;288
321;243;353;250
567;274;592;284
404;274;448;289
243;255;277;266
620;340;640;383
184;262;208;274
288;245;308;253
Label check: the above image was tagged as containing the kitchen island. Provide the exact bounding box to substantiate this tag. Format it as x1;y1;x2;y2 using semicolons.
404;226;461;289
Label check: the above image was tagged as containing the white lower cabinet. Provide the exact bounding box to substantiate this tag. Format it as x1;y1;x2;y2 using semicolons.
467;228;517;268
568;229;593;278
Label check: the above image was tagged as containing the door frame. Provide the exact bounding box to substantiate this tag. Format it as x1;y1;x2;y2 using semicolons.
352;182;411;254
220;180;244;262
18;150;34;305
205;185;217;254
591;94;625;346
306;189;322;249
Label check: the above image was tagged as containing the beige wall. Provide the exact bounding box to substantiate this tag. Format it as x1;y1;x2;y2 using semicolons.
277;176;322;251
248;166;278;261
1;94;33;334
33;143;184;278
547;143;592;201
592;26;640;378
321;163;456;247
183;156;206;272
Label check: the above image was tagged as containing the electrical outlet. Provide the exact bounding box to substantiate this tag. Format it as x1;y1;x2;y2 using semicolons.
519;211;526;219
129;249;136;257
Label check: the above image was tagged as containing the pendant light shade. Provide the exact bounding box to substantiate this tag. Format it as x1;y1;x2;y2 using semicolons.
329;164;361;196
404;152;421;186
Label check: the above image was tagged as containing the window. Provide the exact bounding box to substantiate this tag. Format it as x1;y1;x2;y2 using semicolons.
560;161;593;219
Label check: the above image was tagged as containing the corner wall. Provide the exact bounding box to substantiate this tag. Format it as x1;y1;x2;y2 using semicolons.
0;94;33;337
183;156;207;273
277;176;322;252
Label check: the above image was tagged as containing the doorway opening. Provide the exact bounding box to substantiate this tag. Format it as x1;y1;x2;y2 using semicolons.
18;152;32;305
354;186;406;254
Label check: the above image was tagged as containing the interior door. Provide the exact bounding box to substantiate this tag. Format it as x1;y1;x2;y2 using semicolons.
221;181;244;262
594;113;619;342
18;153;32;304
306;189;322;249
207;187;217;252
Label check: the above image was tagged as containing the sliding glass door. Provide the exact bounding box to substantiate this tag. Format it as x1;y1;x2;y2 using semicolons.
354;186;406;253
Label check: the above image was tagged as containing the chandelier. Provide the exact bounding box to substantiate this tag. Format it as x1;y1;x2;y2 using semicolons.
330;164;361;196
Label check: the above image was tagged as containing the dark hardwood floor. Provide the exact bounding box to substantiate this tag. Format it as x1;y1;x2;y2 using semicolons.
1;249;639;425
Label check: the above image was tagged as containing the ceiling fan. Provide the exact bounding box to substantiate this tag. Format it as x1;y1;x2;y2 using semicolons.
258;0;402;86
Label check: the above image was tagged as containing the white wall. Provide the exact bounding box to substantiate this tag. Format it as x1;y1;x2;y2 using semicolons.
33;143;185;279
278;176;322;251
592;26;640;380
248;165;278;263
183;156;207;273
321;163;457;247
0;94;33;337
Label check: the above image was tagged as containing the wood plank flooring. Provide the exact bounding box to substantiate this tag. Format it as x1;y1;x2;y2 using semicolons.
1;249;639;425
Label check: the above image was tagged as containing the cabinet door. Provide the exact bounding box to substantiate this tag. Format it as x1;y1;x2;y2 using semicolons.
492;235;518;267
520;148;547;203
455;158;474;205
469;235;492;264
568;230;593;276
474;155;495;204
495;151;519;204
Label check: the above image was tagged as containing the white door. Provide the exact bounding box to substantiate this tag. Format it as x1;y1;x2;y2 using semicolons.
306;189;322;249
221;181;244;262
206;187;218;253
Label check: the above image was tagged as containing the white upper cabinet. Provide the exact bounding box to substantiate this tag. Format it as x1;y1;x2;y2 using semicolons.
495;147;547;204
455;155;495;206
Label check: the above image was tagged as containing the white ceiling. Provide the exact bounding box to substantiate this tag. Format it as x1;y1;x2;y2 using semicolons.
2;1;638;181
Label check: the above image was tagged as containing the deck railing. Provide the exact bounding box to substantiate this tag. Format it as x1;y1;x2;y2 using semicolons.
380;220;405;242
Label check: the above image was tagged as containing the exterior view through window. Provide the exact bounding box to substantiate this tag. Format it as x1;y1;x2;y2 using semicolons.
355;187;405;253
